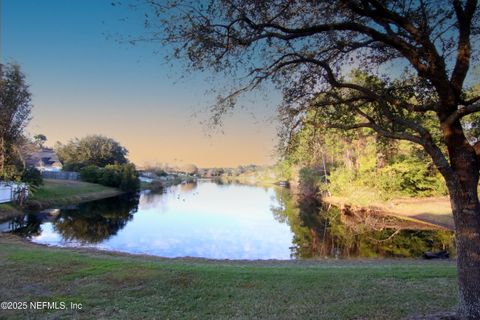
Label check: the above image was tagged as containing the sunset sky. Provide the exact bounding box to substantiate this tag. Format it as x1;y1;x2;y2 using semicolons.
1;0;281;167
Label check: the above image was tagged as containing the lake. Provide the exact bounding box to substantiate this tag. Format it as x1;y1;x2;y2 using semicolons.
0;180;454;260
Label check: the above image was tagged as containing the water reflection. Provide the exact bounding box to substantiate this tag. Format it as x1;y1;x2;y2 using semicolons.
1;195;138;244
0;181;454;259
273;188;454;259
53;194;139;243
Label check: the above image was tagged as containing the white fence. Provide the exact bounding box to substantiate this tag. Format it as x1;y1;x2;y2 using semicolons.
0;182;29;204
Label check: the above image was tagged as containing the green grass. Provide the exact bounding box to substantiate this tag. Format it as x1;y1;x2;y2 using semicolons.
31;179;119;201
0;180;122;221
0;235;458;319
17;179;123;213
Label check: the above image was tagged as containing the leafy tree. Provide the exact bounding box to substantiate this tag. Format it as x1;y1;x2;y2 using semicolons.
33;134;47;148
55;135;128;171
0;63;32;179
132;1;480;316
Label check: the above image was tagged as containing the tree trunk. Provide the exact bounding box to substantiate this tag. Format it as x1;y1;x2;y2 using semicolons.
444;120;480;319
450;187;480;319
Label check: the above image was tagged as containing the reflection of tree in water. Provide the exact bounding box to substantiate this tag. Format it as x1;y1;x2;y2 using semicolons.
53;194;139;244
8;214;43;237
6;209;62;238
272;188;454;259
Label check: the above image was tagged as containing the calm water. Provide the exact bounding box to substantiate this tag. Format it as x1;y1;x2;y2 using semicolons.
0;180;454;259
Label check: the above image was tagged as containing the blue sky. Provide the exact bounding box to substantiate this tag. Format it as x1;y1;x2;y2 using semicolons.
1;0;280;167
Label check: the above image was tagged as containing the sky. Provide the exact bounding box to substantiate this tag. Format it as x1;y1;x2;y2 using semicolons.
0;0;281;168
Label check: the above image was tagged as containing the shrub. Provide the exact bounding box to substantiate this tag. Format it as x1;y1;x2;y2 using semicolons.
79;164;139;192
100;165;122;187
21;167;43;186
377;159;448;197
119;164;140;192
80;165;101;183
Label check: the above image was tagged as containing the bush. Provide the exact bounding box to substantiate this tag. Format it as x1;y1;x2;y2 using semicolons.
21;167;43;186
377;159;448;197
100;165;122;187
80;165;101;183
80;164;139;192
119;164;140;192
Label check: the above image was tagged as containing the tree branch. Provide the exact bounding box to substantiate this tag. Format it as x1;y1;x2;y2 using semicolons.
444;101;480;126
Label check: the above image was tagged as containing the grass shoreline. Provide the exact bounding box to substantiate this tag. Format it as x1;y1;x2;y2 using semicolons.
0;179;123;221
0;233;458;319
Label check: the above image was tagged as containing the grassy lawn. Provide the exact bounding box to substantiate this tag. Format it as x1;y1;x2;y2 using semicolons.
0;235;458;320
31;179;120;201
1;180;121;221
19;179;123;212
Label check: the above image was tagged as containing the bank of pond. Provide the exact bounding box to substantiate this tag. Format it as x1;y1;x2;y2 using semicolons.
0;180;454;260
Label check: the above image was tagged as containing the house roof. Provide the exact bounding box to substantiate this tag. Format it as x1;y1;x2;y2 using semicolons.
25;147;62;168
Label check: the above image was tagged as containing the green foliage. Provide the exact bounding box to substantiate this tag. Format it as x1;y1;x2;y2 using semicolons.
79;165;101;183
119;164;140;192
99;165;122;187
0;63;32;179
0;165;22;182
282;110;448;200
376;159;448;197
80;164;140;192
327;168;357;196
33;134;47;147
273;161;293;181
298;167;323;197
55;135;128;171
21;167;43;187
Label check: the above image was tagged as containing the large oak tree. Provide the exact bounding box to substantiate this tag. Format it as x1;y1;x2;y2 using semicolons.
131;1;480;317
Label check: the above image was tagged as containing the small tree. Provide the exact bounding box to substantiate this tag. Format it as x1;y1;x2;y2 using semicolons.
33;134;47;148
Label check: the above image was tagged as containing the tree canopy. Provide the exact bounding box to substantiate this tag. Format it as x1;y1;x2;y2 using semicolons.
55;135;129;171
